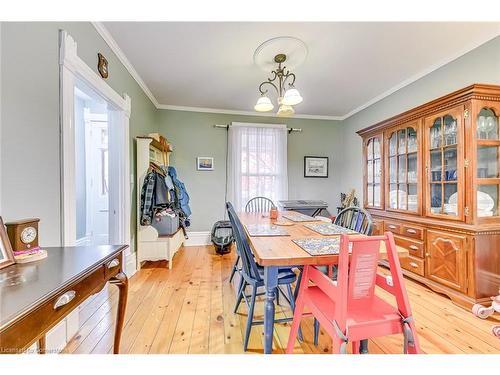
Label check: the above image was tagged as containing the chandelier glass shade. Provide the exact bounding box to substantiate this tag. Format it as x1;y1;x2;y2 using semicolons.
254;53;303;116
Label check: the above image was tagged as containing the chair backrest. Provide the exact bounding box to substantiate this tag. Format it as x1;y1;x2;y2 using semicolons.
245;197;275;213
302;232;415;332
226;202;262;282
334;206;373;235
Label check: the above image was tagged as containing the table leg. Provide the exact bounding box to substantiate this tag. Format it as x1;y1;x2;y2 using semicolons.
263;266;278;354
38;335;46;354
359;339;369;353
110;271;128;354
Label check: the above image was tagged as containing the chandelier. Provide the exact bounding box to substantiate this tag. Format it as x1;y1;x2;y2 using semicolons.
254;53;303;117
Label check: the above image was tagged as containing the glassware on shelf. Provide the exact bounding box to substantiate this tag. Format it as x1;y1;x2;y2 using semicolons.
398;155;406;181
430;119;442;149
443;116;457;145
407;128;417;153
477;146;499;178
430;184;442;213
398;130;406;154
389;133;397;156
477;108;499;140
477;115;486;139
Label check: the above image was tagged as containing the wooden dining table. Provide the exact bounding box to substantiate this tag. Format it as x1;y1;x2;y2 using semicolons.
238;211;409;354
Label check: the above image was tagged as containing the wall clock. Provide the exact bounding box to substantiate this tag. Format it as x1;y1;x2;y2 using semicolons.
98;53;109;79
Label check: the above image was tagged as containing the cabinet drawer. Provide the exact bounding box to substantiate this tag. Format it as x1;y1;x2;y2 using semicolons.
104;255;122;280
401;224;424;240
384;221;401;235
400;255;425;276
394;235;424;258
371;220;384;235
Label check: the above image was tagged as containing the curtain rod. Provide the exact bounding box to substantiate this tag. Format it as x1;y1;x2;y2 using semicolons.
213;124;302;134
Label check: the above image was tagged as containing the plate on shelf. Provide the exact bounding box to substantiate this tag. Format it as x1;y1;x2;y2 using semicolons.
389;190;407;208
449;192;494;213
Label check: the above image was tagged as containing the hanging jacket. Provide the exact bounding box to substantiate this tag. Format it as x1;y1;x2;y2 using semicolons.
168;166;192;218
140;172;157;225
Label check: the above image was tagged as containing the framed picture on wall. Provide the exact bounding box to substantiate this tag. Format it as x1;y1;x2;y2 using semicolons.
304;156;329;178
0;217;16;270
197;157;214;171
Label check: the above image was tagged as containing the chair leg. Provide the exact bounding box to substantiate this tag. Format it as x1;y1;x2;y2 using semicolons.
233;278;246;313
243;285;257;352
351;341;360;354
313;318;320;346
286;289;306;353
229;255;240;283
285;284;303;342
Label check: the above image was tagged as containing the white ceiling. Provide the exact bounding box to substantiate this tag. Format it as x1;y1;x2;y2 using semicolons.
101;22;500;119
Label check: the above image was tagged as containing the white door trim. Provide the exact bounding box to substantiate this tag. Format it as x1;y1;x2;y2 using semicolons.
59;30;131;249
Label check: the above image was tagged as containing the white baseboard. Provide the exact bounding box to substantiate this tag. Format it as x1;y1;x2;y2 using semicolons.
184;231;211;246
125;251;138;277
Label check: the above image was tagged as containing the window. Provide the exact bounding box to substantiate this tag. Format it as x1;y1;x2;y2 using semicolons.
227;123;288;211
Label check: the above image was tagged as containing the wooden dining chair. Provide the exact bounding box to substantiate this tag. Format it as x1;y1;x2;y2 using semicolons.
313;205;374;348
287;232;421;354
229;197;276;283
226;202;300;351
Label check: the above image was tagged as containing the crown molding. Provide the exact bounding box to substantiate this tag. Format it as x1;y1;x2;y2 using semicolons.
92;22;500;122
91;21;161;108
157;104;345;121
342;33;500;120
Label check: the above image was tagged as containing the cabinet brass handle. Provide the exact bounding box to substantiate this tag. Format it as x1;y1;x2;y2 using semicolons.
426;252;430;257
409;245;419;250
388;225;397;230
406;229;417;234
53;290;76;309
409;262;418;268
107;258;120;269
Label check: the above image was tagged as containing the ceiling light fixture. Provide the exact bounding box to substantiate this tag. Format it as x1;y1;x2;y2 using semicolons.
254;53;303;117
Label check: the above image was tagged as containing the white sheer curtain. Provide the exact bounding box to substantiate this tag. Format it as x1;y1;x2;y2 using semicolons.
227;122;288;211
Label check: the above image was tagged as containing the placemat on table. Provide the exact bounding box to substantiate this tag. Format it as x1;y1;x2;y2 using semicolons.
246;224;290;237
293;237;352;256
303;223;358;236
281;212;320;222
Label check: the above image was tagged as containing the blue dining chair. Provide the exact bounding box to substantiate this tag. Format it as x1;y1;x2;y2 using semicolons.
313;206;374;351
226;202;300;351
229;197;276;283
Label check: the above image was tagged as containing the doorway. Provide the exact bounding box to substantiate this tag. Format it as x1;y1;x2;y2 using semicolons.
75;82;111;246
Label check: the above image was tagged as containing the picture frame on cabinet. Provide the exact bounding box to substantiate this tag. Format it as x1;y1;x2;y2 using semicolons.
0;217;16;270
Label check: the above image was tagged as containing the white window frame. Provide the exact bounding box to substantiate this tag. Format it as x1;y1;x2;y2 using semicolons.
59;30;131;249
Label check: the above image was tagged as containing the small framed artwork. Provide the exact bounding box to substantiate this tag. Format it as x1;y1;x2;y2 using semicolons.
0;217;16;270
197;157;214;171
304;156;329;178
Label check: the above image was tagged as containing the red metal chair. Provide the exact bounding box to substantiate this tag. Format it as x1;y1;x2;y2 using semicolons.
286;232;421;354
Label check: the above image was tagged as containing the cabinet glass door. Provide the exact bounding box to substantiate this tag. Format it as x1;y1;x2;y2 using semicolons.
365;136;382;208
387;124;419;212
476;106;500;219
425;108;463;219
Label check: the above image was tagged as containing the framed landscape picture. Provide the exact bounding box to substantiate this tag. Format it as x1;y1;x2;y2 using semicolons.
197;157;214;171
304;156;329;178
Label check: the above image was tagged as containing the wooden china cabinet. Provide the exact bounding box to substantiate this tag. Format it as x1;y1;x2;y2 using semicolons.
358;84;500;308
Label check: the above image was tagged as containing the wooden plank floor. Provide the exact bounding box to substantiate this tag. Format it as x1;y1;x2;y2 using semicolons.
64;246;500;354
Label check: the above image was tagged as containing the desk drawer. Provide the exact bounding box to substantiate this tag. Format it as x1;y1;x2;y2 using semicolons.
0;266;105;351
400;254;425;276
384;221;401;235
104;255;122;280
394;235;424;258
400;224;424;240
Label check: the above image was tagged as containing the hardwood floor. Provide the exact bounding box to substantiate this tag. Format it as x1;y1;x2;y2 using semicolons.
64;246;500;354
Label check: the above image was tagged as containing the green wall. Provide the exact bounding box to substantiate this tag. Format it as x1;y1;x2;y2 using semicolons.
1;22;158;248
339;35;500;200
156;110;343;231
